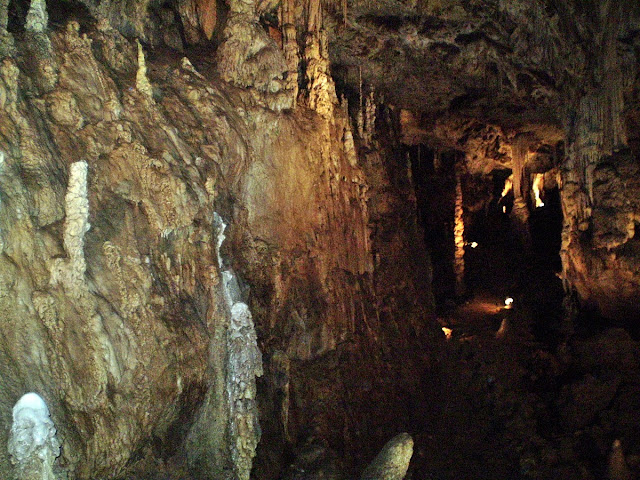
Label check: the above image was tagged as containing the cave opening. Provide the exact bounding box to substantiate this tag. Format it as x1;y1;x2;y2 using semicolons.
409;142;566;346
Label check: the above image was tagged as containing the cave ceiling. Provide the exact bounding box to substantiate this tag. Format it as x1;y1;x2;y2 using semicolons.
324;0;639;161
9;0;640;167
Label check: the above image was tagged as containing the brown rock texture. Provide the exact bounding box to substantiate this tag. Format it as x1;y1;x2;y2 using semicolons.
0;4;437;479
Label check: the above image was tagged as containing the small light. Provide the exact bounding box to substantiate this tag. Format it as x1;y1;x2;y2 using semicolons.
504;297;514;308
470;242;478;249
502;206;507;214
442;327;453;340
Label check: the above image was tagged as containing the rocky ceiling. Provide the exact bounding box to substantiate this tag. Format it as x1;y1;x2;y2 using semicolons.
327;0;639;155
6;0;639;161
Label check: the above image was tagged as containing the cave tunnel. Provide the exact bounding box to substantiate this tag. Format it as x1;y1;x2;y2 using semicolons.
1;1;640;480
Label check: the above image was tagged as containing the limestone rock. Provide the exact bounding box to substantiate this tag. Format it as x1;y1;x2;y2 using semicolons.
360;433;414;480
25;0;48;33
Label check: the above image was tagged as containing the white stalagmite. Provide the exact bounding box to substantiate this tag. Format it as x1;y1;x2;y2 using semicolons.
8;393;61;480
25;0;48;33
608;439;632;480
50;161;90;293
363;89;376;146
63;161;90;284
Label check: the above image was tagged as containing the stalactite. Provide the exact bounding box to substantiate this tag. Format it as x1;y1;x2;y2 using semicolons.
454;159;465;297
281;0;299;106
510;136;532;250
356;67;364;139
307;0;321;35
363;89;376;146
303;1;337;117
559;4;631;294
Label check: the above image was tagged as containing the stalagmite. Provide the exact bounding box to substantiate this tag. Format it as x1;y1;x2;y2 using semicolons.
495;318;509;339
0;0;10;57
25;0;48;33
454;159;465;297
356;67;364;139
8;393;61;480
363;89;376;146
532;173;545;208
135;40;153;99
361;433;414;480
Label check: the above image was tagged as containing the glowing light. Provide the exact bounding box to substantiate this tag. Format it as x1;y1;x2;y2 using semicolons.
442;327;453;340
501;175;513;199
504;297;514;308
533;173;545;208
470;242;478;249
503;206;507;214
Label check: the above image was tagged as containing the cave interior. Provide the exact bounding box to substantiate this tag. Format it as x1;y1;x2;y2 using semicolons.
0;0;640;479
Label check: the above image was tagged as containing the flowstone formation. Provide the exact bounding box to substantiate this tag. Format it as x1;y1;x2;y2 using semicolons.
8;393;61;480
215;213;263;480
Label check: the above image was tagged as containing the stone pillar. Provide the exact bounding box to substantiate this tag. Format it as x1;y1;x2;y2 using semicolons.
454;158;465;297
510;135;532;251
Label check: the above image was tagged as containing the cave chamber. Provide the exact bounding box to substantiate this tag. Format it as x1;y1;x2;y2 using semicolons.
1;0;640;479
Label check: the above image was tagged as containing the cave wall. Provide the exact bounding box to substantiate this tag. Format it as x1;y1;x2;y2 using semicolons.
0;2;437;479
558;3;640;320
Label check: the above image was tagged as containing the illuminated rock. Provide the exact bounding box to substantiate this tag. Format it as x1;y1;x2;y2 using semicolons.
361;433;414;480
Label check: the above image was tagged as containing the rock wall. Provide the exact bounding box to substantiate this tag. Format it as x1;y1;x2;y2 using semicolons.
0;3;437;479
558;4;640;319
